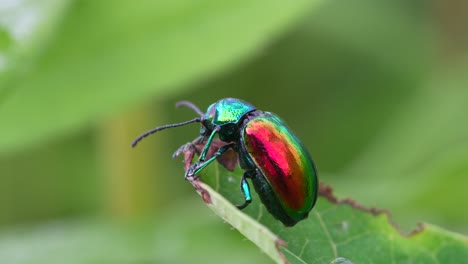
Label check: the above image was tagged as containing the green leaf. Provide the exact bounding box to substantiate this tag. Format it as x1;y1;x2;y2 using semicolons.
0;0;71;84
0;201;273;264
191;164;468;264
188;179;288;263
0;0;321;154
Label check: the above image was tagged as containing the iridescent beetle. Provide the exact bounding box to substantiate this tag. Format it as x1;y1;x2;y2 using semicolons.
132;98;318;226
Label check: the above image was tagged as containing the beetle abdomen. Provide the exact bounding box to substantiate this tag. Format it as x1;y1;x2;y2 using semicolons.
241;112;318;225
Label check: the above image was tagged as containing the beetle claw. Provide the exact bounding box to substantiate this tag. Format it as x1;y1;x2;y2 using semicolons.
184;175;199;181
236;200;251;210
185;162;200;178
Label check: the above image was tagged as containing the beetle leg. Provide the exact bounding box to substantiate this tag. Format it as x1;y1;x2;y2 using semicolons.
172;142;199;171
236;172;252;209
186;142;235;179
172;142;194;159
198;126;220;162
172;136;204;159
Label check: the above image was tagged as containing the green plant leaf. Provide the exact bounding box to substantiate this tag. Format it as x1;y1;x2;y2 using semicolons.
191;164;468;264
0;0;321;154
188;178;288;263
0;201;272;264
0;0;71;86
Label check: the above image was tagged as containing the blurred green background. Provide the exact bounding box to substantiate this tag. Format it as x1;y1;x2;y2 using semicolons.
0;0;467;263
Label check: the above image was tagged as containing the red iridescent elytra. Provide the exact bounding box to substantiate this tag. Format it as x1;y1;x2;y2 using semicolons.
240;112;317;225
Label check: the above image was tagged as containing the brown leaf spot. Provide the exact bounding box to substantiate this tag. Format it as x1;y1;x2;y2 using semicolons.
275;238;290;264
188;177;212;204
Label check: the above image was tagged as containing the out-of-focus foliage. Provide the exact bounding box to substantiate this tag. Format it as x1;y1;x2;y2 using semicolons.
0;202;272;264
0;0;319;153
0;0;467;263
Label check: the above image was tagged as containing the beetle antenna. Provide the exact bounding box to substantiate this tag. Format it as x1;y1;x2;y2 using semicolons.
176;100;204;117
131;117;201;148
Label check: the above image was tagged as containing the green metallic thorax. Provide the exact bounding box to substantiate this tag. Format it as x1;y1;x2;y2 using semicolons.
202;98;256;142
204;98;255;126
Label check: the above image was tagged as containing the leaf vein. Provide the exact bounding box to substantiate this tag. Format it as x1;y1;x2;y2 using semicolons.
282;247;308;264
298;238;310;258
314;211;338;258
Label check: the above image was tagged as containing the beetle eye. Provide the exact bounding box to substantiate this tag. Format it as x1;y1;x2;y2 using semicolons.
200;126;207;136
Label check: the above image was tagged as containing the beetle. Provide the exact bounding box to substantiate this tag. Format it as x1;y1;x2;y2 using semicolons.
132;98;318;226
